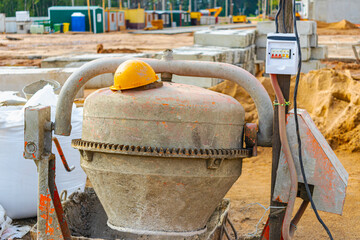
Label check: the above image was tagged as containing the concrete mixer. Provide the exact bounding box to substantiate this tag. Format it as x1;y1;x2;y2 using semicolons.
24;50;347;240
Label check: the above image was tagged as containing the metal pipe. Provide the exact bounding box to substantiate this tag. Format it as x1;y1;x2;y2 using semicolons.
290;200;309;237
52;137;75;172
55;57;273;146
270;74;298;240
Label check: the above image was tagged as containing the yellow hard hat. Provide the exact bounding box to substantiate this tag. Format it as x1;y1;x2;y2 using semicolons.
110;60;159;91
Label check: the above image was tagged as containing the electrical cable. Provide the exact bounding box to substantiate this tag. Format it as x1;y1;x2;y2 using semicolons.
275;0;282;33
270;73;298;240
292;0;334;239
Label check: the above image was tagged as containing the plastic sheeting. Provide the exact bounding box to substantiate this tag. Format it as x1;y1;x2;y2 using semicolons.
0;204;31;239
0;86;86;219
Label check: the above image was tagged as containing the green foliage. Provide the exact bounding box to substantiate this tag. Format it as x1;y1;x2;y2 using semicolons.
0;0;273;17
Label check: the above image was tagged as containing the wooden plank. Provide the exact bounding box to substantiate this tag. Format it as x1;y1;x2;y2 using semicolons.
269;0;294;239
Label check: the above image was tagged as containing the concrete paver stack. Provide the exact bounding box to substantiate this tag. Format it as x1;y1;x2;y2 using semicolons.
153;29;257;87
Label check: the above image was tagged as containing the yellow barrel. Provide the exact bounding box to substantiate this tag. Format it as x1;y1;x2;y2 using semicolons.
63;22;70;33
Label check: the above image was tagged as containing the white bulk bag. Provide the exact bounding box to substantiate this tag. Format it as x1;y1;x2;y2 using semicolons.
0;86;86;219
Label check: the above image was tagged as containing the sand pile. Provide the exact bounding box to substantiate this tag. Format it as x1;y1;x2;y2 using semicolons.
210;69;360;152
317;20;359;29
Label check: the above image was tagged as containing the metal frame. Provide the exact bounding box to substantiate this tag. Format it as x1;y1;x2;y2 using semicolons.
24;106;72;240
54;51;274;146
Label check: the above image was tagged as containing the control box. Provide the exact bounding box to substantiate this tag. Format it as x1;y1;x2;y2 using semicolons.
265;33;299;75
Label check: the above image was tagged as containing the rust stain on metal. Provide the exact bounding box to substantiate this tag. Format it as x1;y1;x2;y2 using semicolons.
52;137;74;172
274;196;284;203
39;193;55;236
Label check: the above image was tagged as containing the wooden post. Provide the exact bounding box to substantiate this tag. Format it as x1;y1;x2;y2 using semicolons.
170;3;173;26
87;0;93;33
225;0;228;17
102;0;105;31
269;0;293;239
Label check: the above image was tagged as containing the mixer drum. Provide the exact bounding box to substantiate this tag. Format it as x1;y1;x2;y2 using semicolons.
72;81;249;236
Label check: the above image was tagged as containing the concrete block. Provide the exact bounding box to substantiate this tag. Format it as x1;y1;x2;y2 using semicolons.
312;21;317;37
256;47;267;61
173;47;235;64
301;60;322;73
194;29;256;48
171;75;223;88
0;68;114;97
65;62;88;68
224;45;254;63
256;47;311;61
155;49;232;87
154;50;226;63
256;34;312;48
181;44;256;64
256;20;316;35
235;58;255;75
41;53;149;68
310;34;318;48
299;35;311;48
256;21;275;35
301;48;312;61
311;45;328;60
296;21;316;35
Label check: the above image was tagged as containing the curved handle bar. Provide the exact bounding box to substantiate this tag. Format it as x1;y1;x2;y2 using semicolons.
55;57;273;146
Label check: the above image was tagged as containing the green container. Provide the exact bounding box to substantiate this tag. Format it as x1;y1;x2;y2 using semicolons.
49;6;104;33
169;11;191;27
54;23;61;32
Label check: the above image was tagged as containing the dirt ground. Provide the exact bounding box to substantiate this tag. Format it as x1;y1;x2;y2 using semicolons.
0;32;194;62
226;148;360;239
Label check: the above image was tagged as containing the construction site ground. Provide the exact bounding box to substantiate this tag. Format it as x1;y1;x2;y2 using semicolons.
2;25;360;239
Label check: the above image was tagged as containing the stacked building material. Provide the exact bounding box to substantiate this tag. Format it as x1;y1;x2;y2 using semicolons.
153;29;257;87
194;29;257;74
256;21;328;73
41;53;149;68
0;67;114;97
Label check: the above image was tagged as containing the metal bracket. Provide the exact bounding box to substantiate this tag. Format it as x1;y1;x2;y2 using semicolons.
207;158;224;170
24;106;72;240
160;49;173;82
80;150;94;162
244;123;258;156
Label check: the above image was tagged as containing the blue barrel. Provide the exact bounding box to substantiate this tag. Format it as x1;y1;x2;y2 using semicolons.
71;12;86;32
